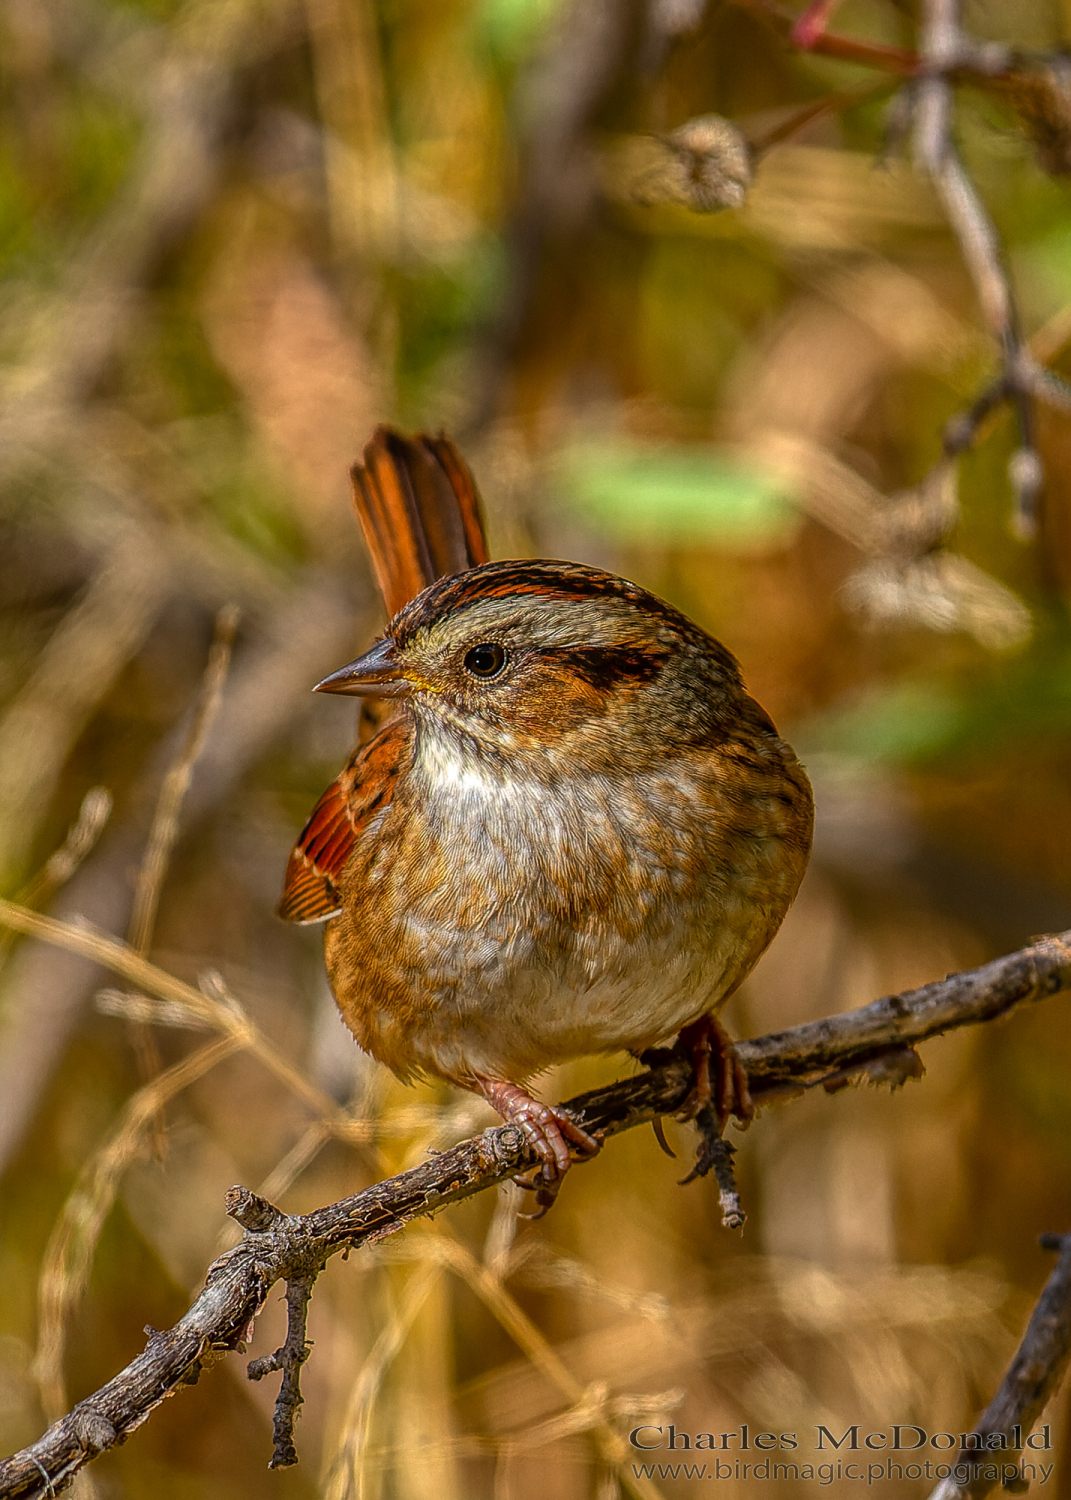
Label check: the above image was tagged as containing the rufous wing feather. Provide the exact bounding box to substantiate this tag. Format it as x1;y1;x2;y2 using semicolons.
278;776;350;923
278;718;410;923
351;427;490;618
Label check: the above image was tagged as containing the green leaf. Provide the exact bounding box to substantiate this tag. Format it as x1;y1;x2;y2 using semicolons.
553;440;799;550
797;683;967;766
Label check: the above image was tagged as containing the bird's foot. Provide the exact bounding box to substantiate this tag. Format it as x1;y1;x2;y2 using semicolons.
675;1014;754;1131
477;1078;601;1216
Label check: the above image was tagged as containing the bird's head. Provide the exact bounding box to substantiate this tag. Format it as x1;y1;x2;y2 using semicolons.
314;560;746;763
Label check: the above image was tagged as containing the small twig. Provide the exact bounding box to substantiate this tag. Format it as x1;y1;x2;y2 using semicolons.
678;1105;745;1229
732;0;1071;175
735;931;1071;1094
748;78;901;159
912;0;1057;535
928;1233;1071;1500
729;0;920;72
16;789;113;914
227;1189;324;1468
732;0;1071;536
247;1276;317;1469
766;0;1071;538
14;906;371;1423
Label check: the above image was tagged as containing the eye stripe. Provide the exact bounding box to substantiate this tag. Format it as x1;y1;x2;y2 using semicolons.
546;646;667;690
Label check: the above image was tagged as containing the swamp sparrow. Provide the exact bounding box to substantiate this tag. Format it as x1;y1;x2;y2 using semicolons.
281;429;813;1200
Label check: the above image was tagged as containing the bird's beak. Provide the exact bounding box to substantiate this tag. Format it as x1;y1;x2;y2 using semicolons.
314;637;411;697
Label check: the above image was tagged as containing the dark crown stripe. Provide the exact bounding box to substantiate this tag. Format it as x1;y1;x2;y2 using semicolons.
392;559;680;638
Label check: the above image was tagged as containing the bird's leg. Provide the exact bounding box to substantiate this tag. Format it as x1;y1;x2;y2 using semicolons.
675;1014;754;1131
475;1078;601;1214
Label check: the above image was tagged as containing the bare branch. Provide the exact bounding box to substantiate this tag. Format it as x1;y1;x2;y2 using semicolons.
0;926;1068;1496
929;1234;1071;1500
735;0;1071;538
911;0;1068;536
735;930;1071;1094
729;0;1071;180
231;1196;321;1472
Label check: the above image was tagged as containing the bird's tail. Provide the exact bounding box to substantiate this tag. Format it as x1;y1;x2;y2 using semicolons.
351;426;490;620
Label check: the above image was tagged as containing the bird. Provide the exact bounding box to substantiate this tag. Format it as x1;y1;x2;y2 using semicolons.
279;426;813;1204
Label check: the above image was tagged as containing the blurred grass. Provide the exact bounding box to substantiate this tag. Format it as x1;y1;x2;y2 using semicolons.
2;0;1071;1496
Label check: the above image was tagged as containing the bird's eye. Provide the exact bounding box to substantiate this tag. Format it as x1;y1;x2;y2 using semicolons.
464;643;507;679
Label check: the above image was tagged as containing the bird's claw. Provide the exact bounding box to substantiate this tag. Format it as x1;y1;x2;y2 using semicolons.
510;1104;602;1216
675;1014;754;1130
513;1118;602;1218
514;1172;561;1219
478;1078;601;1214
512;1098;601;1177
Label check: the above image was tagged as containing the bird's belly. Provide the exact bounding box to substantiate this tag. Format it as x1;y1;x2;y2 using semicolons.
329;889;757;1083
325;765;800;1084
401;908;759;1082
